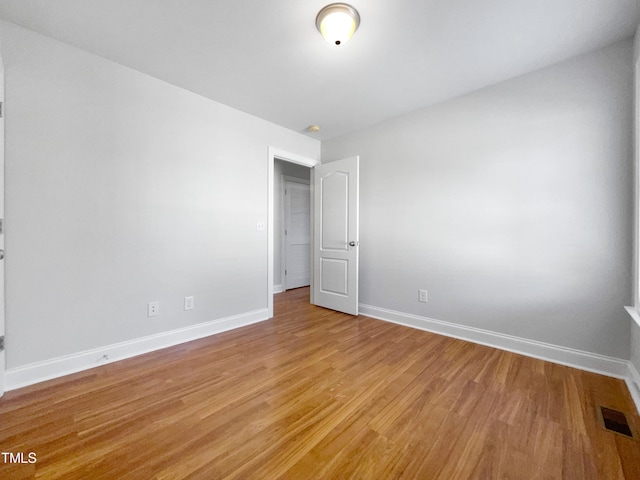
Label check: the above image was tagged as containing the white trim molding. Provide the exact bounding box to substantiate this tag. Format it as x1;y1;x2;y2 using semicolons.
625;306;640;328
267;147;318;319
627;361;640;414
273;284;284;294
359;304;631;379
624;306;640;413
6;308;269;391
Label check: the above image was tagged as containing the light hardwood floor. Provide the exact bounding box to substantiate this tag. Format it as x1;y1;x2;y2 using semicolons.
1;287;639;479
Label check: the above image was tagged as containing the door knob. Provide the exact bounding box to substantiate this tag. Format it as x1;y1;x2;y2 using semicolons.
349;241;356;247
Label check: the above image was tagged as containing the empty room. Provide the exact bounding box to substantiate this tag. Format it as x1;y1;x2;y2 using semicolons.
1;1;640;478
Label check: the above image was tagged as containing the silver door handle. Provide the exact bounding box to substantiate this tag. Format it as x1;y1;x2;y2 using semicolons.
349;241;356;247
0;249;4;260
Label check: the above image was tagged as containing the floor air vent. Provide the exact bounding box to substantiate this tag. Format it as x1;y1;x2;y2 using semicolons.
598;406;634;438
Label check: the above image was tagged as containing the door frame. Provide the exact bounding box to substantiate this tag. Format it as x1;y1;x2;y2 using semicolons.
282;175;311;291
0;53;5;396
267;147;319;318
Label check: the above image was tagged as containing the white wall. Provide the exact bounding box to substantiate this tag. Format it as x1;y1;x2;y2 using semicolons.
273;159;310;290
631;25;640;372
0;21;320;370
323;39;634;359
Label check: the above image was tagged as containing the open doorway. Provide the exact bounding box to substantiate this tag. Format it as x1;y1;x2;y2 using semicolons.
274;160;311;293
268;149;360;318
267;148;319;318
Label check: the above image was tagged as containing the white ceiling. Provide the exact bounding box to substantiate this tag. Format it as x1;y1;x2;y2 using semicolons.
0;0;638;140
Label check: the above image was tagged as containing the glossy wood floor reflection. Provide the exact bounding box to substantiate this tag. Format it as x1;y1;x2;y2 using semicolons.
1;287;639;479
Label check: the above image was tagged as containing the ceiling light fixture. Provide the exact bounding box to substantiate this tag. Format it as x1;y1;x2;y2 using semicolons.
316;3;360;47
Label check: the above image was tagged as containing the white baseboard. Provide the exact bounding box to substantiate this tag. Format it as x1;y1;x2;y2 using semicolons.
5;308;269;391
359;304;630;379
7;302;640;415
626;362;640;414
273;284;284;294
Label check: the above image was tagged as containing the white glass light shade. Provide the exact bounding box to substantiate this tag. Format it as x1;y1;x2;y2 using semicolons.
316;4;360;46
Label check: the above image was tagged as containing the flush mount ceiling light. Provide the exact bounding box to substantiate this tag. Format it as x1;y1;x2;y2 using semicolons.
316;3;360;47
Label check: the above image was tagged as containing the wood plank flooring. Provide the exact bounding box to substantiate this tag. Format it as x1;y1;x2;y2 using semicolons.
1;287;639;479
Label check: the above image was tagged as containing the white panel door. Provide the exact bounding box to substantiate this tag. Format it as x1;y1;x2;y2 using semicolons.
313;156;359;315
284;179;310;289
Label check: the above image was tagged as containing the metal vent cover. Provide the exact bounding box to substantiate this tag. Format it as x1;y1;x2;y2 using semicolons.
598;406;634;439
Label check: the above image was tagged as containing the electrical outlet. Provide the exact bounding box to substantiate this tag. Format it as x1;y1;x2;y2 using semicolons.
147;301;159;317
256;221;266;231
419;290;428;303
184;296;194;310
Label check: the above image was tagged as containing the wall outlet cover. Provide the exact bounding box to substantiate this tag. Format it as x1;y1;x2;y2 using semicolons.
148;301;159;317
184;296;194;310
419;290;428;303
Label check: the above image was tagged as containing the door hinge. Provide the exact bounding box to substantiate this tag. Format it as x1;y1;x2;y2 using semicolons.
285;229;287;236
285;269;287;276
0;336;4;352
0;102;3;118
